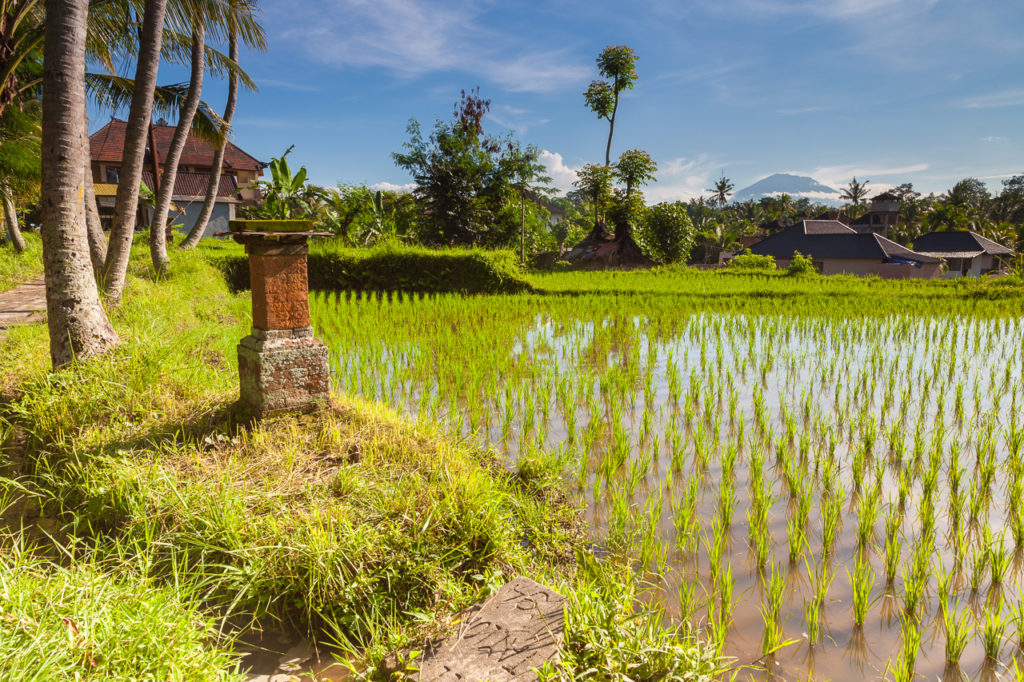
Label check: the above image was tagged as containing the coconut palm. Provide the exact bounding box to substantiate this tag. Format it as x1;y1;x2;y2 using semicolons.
180;0;264;249
102;0;167;303
840;177;870;206
41;0;118;367
708;175;734;207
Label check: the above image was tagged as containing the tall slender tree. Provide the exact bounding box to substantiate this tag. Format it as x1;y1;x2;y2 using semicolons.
180;9;236;249
149;20;203;272
41;0;118;367
584;45;638;167
102;0;167;303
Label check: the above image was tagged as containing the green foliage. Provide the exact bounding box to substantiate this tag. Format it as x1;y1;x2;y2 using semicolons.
214;241;533;294
243;146;327;220
614;149;657;197
392;90;528;247
726;250;776;272
786;250;818;276
644;202;694;263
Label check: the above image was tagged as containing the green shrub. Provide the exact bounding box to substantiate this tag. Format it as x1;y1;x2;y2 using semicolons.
725;250;776;271
213;240;532;294
786;250;818;276
644;202;694;264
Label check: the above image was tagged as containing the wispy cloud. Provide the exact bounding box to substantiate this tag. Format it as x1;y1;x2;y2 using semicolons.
979;136;1009;143
799;163;929;188
258;78;319;92
776;105;838;115
644;154;721;203
960;89;1024;109
269;0;589;93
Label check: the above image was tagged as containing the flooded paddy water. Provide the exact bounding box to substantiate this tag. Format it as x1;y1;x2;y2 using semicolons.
312;290;1024;681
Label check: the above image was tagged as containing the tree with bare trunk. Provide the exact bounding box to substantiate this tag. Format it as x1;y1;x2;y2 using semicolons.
41;0;118;367
102;0;166;304
584;45;638;167
149;20;203;272
180;16;235;249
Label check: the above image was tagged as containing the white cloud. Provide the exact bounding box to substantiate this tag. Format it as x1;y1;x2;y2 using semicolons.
799;163;929;189
538;150;579;193
644;154;720;203
270;0;588;94
370;181;416;194
979;136;1009;143
960;89;1024;109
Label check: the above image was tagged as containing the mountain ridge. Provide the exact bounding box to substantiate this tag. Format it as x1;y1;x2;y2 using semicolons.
734;173;842;205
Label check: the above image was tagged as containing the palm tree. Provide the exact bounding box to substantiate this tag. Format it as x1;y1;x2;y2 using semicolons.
41;0;118;367
102;0;167;304
708;175;734;207
148;21;203;274
840;177;870;206
181;0;264;249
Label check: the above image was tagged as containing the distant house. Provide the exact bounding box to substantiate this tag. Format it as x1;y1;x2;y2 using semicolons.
912;231;1015;277
745;219;942;278
849;192;900;236
89;119;266;238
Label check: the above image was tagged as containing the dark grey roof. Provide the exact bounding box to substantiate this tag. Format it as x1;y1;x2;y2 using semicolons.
802;220;856;235
913;231;1015;257
747;221;941;263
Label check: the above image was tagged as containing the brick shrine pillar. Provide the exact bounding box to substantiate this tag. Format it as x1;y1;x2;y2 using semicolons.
231;221;331;417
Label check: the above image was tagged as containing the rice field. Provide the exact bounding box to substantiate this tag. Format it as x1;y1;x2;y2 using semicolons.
310;277;1024;681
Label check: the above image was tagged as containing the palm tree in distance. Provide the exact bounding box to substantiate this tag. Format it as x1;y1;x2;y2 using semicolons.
841;177;870;206
708;174;734;207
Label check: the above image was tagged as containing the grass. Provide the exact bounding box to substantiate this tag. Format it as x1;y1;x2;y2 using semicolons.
0;239;724;679
0;539;243;681
0;232;42;292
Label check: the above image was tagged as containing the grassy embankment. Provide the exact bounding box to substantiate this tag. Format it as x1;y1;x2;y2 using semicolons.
0;232;43;292
0;238;718;680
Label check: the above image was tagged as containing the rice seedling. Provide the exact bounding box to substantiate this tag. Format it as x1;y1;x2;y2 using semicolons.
979;607;1009;660
849;552;875;626
941;601;972;665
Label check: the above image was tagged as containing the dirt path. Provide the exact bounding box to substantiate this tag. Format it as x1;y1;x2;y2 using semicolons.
0;277;45;332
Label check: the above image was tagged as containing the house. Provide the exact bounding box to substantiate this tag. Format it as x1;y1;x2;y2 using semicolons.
912;231;1015;277
89;119;266;238
745;219;942;278
849;192;900;236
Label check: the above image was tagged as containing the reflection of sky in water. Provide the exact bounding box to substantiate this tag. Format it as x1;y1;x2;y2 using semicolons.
327;312;1024;681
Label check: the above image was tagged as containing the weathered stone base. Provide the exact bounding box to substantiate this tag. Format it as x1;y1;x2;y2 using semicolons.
237;327;330;417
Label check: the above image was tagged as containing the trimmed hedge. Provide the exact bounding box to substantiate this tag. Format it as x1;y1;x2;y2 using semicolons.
213;240;533;295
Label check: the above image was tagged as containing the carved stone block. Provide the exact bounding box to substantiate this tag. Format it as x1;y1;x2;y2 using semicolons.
415;577;565;681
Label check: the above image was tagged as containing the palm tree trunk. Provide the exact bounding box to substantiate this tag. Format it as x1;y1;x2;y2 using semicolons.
82;105;106;273
1;183;26;253
83;152;107;273
41;0;118;368
180;27;236;250
101;0;166;303
150;22;204;272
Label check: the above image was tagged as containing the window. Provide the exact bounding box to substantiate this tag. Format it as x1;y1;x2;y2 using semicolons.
105;166;120;184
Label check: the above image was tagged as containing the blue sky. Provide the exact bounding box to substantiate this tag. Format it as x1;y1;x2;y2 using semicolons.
93;0;1024;202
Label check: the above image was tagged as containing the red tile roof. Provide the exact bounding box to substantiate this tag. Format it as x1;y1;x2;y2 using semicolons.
90;119;265;172
141;170;240;198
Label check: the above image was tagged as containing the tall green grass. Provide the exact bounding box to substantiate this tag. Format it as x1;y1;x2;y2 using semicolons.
0;232;42;292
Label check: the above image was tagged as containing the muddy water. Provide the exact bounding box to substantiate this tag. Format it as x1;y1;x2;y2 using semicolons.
327;313;1024;681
